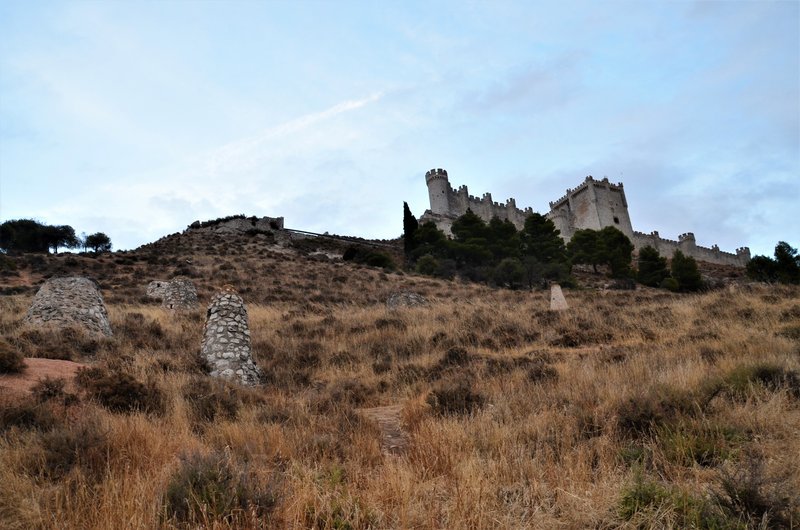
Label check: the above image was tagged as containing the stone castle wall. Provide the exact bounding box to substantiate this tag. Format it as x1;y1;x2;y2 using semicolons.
420;168;751;267
421;168;533;234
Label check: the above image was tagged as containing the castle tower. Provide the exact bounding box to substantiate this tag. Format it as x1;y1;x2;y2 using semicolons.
425;168;451;215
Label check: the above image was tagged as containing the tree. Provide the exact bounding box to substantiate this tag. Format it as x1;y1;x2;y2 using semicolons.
493;258;525;289
44;225;79;253
637;246;669;287
486;217;520;262
671;250;702;292
85;232;112;253
746;241;800;285
402;202;419;258
410;221;448;261
568;229;602;272
0;219;50;253
746;255;779;283
598;226;634;278
773;241;800;284
520;213;567;264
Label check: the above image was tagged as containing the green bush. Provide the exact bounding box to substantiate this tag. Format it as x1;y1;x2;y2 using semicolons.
637;246;669;287
660;277;679;291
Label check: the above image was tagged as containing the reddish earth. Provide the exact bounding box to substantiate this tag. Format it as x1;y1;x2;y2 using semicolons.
0;358;87;396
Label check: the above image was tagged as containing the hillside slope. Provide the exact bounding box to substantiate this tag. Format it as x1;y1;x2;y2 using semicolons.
0;223;797;529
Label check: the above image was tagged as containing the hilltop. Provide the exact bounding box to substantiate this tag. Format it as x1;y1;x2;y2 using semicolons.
0;218;797;529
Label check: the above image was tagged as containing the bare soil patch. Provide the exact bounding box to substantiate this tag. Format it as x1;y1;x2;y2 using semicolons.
0;357;87;396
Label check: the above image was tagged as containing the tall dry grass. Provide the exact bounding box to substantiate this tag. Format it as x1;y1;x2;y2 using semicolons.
1;277;799;528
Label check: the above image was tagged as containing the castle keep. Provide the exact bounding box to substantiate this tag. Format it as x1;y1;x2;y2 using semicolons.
419;168;750;267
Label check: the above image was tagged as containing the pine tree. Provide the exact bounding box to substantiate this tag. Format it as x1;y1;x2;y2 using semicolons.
402;202;419;258
671;250;702;291
637;246;669;287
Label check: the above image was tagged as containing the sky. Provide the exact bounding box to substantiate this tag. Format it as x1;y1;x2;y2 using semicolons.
0;0;797;256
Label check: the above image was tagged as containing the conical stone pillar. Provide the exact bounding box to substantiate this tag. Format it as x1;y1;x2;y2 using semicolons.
201;288;263;386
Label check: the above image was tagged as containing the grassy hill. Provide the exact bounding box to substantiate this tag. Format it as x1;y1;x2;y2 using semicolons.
0;224;798;529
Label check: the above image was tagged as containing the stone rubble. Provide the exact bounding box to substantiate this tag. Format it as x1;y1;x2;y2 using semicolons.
386;291;429;309
550;284;569;311
200;288;263;386
25;276;113;336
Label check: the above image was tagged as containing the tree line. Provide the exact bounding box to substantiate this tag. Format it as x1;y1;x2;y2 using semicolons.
403;203;704;291
0;219;112;254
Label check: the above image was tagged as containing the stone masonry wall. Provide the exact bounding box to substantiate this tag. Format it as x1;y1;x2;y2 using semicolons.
200;289;263;386
147;278;198;310
25;276;113;336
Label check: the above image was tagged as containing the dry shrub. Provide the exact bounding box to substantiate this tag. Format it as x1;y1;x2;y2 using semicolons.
714;453;799;528
182;377;248;425
30;376;77;405
0;338;25;373
712;363;800;401
115;312;169;349
0;397;58;432
615;386;700;438
315;378;375;411
32;414;110;481
163;451;279;526
75;366;165;415
11;326;100;360
426;379;485;416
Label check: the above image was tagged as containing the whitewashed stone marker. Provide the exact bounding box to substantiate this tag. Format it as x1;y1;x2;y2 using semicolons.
201;288;263;386
25;276;113;336
550;284;569;311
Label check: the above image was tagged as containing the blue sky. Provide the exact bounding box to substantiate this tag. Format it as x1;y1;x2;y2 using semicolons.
1;0;797;256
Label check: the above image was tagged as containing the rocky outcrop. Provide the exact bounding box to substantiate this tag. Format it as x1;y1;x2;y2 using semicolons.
25;277;112;336
386;291;429;309
200;289;263;386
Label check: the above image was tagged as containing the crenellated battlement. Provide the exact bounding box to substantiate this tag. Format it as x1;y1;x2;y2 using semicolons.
421;167;750;267
425;168;449;184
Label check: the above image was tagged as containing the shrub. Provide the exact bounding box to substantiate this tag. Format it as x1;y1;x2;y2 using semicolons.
660;277;679;291
713;363;800;400
31;376;77;405
182;378;244;424
714;455;799;528
0;398;58;432
35;415;110;481
426;380;485;416
0;338;25;373
76;366;165;414
163;451;277;525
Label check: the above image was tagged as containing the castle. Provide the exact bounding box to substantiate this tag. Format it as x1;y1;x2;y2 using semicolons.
419;168;751;267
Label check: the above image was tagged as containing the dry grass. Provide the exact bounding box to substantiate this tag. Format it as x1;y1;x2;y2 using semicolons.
1;237;799;529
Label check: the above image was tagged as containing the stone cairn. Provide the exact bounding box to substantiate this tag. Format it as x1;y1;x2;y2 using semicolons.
386;291;429;309
25;276;113;336
147;277;198;310
550;284;569;311
200;288;263;386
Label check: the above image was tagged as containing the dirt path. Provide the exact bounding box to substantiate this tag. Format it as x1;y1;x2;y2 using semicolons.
358;404;408;455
